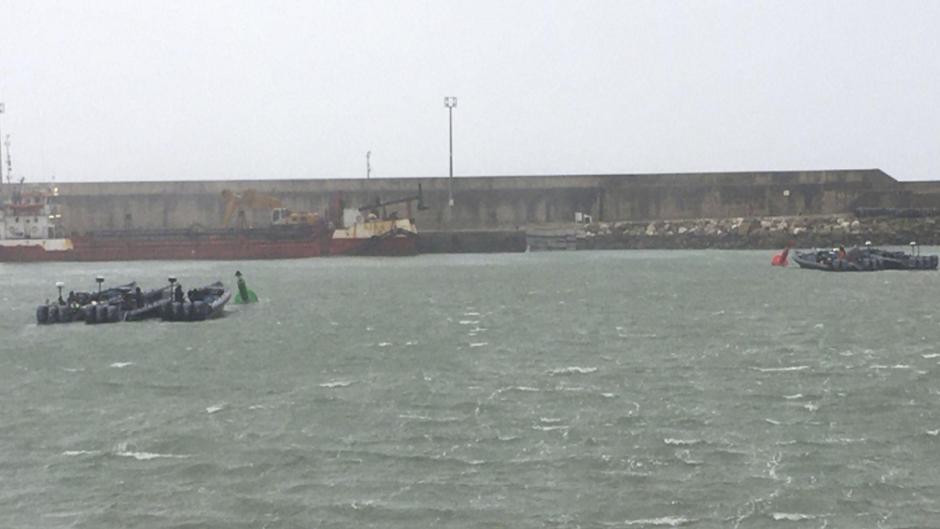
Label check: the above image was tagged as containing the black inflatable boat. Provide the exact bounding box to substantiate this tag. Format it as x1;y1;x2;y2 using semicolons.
160;282;232;322
793;246;938;272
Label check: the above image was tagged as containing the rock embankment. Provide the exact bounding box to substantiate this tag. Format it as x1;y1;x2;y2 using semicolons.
542;215;940;250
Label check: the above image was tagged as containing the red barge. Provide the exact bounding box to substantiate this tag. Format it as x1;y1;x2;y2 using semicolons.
0;185;420;262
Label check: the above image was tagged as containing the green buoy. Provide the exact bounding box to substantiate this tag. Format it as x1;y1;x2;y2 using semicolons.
234;271;258;304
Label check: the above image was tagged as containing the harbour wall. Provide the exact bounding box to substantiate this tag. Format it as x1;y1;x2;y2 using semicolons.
39;169;940;235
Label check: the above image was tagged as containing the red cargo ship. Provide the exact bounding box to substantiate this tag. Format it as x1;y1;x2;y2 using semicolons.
0;185;419;262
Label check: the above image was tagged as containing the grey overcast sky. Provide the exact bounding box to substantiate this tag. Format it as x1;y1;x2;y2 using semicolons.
0;0;938;182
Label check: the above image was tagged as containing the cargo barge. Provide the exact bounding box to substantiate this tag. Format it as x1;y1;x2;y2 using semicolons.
0;184;420;262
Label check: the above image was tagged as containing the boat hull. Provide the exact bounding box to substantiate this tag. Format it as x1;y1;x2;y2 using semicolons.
793;250;938;271
329;236;417;256
1;235;329;262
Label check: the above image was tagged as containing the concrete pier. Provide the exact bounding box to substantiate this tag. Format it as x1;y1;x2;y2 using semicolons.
46;169;940;237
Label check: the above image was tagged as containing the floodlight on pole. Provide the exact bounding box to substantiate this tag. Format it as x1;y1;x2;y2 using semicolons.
444;96;457;207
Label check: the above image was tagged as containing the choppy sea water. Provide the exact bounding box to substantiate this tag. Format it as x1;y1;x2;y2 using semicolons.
3;250;940;528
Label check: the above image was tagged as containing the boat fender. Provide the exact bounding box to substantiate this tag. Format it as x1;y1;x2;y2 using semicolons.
96;305;110;324
162;302;174;321
932;256;939;268
48;304;61;324
182;302;193;321
36;305;49;325
192;301;208;321
61;307;74;323
107;305;120;323
172;302;184;321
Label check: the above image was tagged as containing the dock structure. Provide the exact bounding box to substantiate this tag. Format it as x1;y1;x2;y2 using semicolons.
18;169;940;252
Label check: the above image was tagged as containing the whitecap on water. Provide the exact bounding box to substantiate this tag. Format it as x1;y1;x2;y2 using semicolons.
752;365;809;373
770;513;817;521
532;425;568;431
623;516;691;526
377;342;392;347
548;366;598;375
320;380;354;388
206;404;226;414
459;320;479;325
922;353;940;359
783;393;803;400
803;402;819;412
112;443;188;461
62;450;100;457
927;429;939;436
109;362;134;368
116;451;189;461
469;342;488;348
663;438;702;446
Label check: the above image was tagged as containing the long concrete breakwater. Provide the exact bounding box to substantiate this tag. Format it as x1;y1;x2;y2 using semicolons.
9;168;940;251
46;169;940;233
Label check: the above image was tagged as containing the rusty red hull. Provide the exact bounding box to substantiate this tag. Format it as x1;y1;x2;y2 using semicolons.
0;236;328;262
0;233;419;262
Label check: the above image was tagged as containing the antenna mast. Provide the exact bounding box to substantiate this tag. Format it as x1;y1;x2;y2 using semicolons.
4;135;11;184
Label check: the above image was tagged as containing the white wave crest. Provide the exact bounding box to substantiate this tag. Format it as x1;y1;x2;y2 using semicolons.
624;516;690;526
116;451;189;461
783;393;803;400
206;404;226;414
109;362;134;368
771;512;817;521
548;366;598;375
664;438;702;446
469;342;488;348
62;450;99;456
320;380;354;388
752;365;809;373
532;425;568;431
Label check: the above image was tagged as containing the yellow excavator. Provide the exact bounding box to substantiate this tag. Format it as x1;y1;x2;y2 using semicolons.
221;189;319;228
